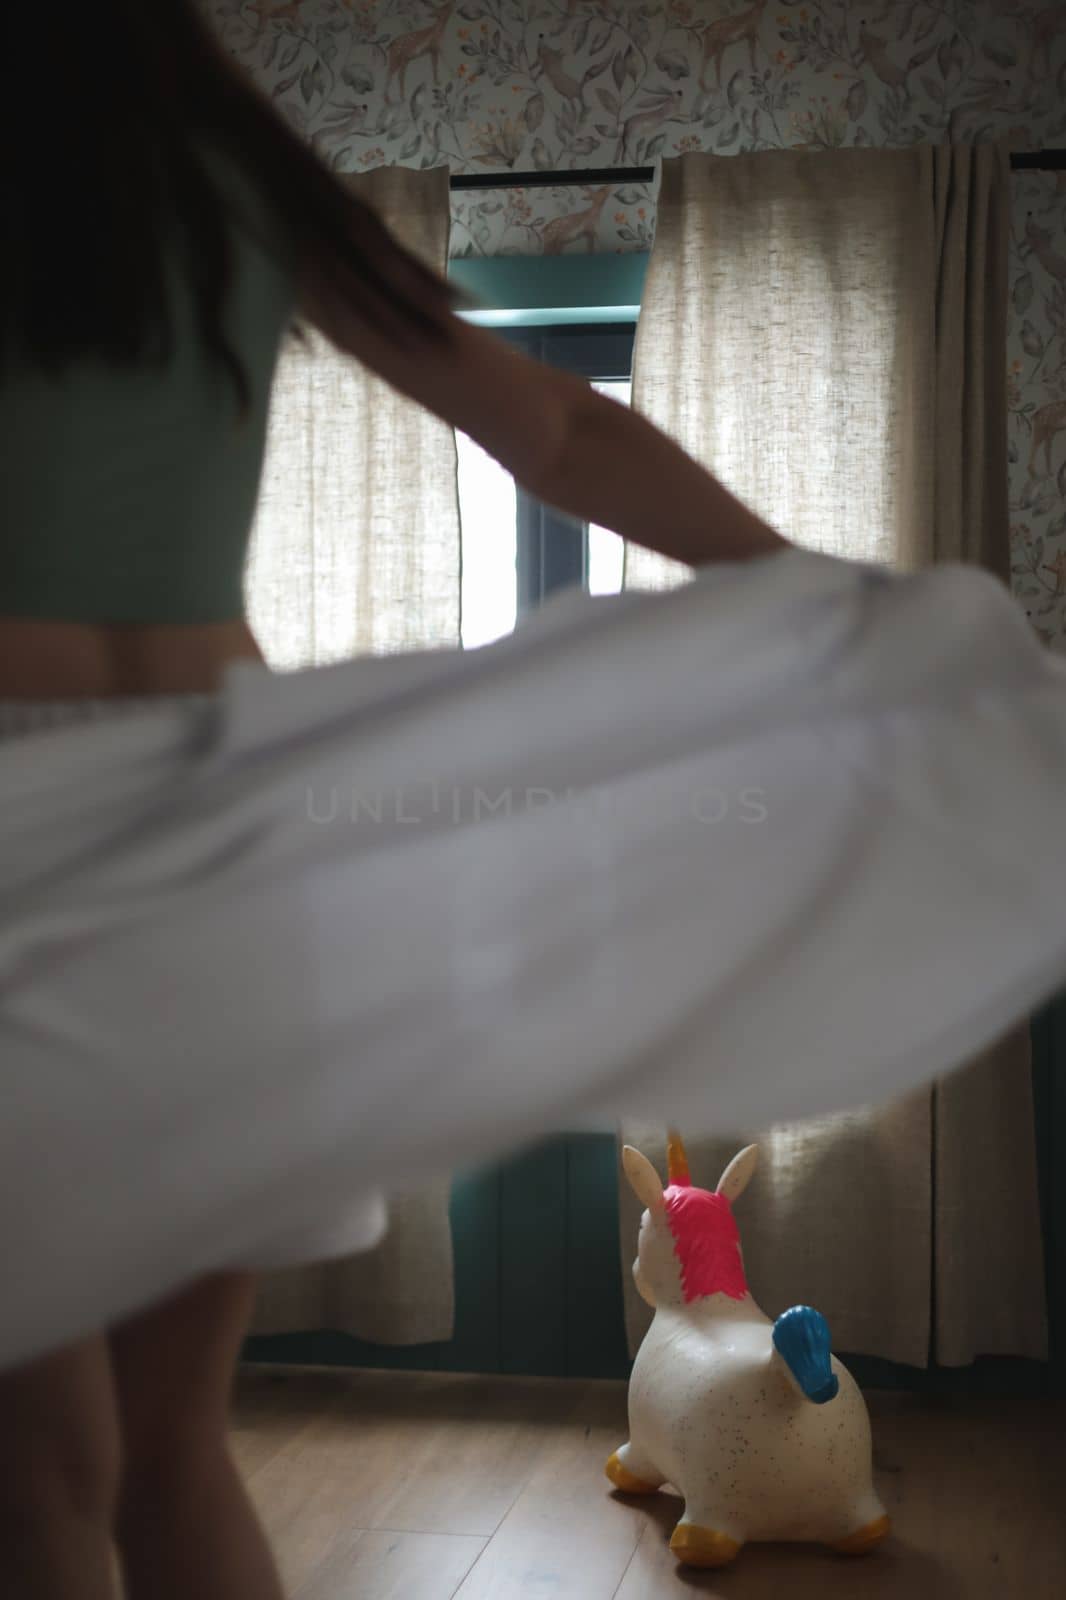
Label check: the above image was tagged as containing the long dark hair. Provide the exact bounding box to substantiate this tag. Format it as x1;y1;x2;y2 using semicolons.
2;0;473;420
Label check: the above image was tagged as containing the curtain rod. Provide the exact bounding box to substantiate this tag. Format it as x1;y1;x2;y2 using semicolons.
450;151;1065;191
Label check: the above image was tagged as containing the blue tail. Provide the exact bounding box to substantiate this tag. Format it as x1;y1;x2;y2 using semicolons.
772;1305;839;1405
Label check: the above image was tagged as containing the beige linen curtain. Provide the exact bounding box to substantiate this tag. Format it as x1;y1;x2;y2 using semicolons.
621;144;1048;1368
243;164;459;1347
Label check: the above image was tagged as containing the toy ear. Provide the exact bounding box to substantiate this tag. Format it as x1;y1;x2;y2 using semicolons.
622;1146;666;1216
716;1144;759;1204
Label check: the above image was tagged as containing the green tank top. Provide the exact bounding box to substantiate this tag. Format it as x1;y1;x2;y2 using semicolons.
0;147;298;624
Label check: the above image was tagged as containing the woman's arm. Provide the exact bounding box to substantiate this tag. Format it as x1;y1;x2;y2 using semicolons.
301;287;788;568
532;381;788;567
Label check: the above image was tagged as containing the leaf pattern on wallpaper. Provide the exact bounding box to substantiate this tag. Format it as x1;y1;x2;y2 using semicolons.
1011;178;1066;643
208;0;1066;645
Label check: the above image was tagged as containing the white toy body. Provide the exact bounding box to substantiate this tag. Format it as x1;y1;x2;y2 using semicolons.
608;1137;890;1569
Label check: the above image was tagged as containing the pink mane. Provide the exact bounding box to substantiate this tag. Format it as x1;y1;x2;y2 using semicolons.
664;1183;748;1302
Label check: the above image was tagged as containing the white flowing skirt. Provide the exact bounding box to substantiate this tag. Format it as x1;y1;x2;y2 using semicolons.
2;544;1065;1371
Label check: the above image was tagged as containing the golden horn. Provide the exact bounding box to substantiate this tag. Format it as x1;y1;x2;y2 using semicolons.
666;1129;691;1186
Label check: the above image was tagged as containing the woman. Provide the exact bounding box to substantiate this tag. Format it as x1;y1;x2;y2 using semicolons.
0;3;793;1596
7;6;1066;1599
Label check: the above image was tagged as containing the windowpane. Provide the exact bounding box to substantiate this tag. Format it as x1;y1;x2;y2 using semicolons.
456;430;517;648
587;380;628;597
457;367;632;634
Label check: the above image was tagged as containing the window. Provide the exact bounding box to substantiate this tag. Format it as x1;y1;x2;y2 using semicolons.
456;432;517;650
586;379;628;599
457;324;634;646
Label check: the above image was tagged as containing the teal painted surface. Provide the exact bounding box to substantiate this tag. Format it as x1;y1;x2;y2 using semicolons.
500;1142;568;1374
446;1136;630;1380
566;1134;631;1380
446;1168;502;1373
449;253;646;326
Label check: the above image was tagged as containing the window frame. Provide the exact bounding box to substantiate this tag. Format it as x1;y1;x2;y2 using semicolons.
495;323;635;616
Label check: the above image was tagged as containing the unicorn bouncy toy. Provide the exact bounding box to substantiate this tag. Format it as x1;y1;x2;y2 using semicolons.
607;1132;890;1570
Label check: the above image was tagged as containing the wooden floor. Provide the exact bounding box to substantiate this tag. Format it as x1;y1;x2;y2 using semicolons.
231;1365;1065;1600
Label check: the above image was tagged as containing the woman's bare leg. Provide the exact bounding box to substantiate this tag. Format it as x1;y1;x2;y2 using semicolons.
0;1333;121;1599
110;1271;285;1600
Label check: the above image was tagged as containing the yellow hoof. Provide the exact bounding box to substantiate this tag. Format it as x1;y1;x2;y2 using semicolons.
605;1452;659;1495
830;1514;892;1555
670;1523;742;1569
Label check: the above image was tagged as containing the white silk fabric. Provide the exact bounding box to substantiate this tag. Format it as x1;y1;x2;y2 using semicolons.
2;544;1065;1370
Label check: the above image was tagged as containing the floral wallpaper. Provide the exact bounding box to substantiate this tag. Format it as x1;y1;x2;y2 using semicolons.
208;0;1066;646
1009;167;1066;645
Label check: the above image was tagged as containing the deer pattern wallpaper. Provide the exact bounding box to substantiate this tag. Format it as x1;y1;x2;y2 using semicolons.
206;1;1066;647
